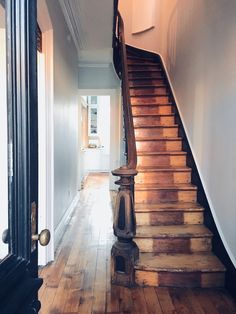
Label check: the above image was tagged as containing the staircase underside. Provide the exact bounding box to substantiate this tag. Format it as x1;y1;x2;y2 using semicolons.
127;48;226;288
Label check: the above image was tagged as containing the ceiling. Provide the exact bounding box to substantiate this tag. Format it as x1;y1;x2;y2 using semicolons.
59;0;114;64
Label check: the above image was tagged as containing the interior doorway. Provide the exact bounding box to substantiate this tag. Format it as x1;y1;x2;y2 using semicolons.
80;95;111;183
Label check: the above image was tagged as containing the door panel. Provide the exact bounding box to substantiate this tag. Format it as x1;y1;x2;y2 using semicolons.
0;1;42;313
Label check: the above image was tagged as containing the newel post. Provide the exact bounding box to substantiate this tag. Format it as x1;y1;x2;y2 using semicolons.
111;166;139;287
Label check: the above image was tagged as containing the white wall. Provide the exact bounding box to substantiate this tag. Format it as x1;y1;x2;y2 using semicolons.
120;0;236;266
119;0;161;52
46;0;80;231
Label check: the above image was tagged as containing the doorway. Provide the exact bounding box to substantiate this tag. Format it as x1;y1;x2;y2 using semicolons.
80;95;111;184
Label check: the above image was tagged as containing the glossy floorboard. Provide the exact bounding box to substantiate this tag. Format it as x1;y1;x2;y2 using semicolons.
39;173;236;314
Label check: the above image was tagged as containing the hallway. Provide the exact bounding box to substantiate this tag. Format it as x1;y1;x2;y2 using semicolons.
39;173;236;313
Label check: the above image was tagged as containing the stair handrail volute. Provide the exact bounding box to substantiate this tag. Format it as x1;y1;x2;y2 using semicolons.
111;4;139;287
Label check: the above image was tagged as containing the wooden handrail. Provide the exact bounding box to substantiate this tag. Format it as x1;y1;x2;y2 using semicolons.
113;10;137;170
111;2;139;287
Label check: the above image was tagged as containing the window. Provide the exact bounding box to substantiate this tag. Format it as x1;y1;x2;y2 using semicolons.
88;105;98;136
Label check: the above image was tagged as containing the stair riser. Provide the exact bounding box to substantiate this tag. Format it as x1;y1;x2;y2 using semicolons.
129;72;163;79
137;155;187;167
136;212;204;226
129;79;165;86
136;140;182;152
128;65;161;71
136;171;191;184
135;237;212;253
131;96;169;105
135;190;197;203
134;116;175;127
130;87;168;96
127;57;156;63
135;127;178;138
132;105;172;115
135;270;225;288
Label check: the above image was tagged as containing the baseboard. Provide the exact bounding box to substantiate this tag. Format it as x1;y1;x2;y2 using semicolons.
54;191;80;250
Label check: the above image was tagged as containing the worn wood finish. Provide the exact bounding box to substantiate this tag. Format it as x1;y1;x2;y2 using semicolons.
39;174;236;313
125;46;227;288
136;167;191;184
135;125;179;138
131;95;170;105
132;104;173;115
137;151;187;167
133;115;175;127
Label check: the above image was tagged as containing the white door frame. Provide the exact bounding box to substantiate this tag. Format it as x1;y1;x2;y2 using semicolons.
37;1;54;265
78;89;121;190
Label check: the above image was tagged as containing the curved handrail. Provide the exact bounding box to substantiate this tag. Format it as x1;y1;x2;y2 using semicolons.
113;9;137;170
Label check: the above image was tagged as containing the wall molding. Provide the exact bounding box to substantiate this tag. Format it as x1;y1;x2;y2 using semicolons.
54;192;80;250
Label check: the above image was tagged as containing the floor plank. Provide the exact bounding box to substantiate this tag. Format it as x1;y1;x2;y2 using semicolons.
39;173;236;314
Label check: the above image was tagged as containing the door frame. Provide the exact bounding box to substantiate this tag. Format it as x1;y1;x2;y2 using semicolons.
0;1;42;313
78;89;122;190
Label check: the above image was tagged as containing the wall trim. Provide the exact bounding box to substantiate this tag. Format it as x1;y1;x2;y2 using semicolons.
38;27;54;266
54;191;80;251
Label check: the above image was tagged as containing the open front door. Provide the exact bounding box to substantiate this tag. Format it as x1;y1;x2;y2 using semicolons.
0;1;49;313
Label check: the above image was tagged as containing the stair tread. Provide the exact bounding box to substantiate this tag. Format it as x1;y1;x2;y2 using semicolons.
135;253;226;272
136;136;182;141
136;224;212;238
135;183;197;191
131;94;169;98
129;77;164;81
135;202;204;212
135;125;178;129
133;112;173;117
137;151;187;156
131;102;172;106
134;113;174;116
137;166;191;172
129;69;162;73
130;84;166;87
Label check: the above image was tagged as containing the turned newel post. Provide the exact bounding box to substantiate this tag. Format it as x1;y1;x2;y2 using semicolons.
111;166;139;287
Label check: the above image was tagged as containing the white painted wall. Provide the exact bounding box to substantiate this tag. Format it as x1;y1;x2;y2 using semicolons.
78;64;120;89
120;0;236;265
131;0;156;34
119;0;161;52
0;25;8;259
46;0;80;232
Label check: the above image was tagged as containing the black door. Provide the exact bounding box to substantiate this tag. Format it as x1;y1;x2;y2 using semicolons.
0;1;48;313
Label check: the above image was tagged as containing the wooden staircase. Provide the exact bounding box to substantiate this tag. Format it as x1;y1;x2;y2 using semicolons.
127;49;226;288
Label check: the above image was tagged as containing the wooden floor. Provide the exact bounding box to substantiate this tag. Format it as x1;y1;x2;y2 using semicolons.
39;173;236;314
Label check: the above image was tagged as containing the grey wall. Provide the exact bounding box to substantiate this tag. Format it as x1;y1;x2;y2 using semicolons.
46;0;79;229
78;64;120;89
120;0;236;266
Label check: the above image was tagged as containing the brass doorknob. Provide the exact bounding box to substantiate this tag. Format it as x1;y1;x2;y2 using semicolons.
2;229;9;244
32;229;51;246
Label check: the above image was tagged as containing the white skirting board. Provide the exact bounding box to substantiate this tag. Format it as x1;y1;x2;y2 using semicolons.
54;191;80;250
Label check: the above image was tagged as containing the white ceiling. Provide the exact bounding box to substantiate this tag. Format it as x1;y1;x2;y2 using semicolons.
59;0;114;64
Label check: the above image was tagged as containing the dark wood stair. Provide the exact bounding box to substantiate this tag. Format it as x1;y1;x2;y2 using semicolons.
127;48;226;288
